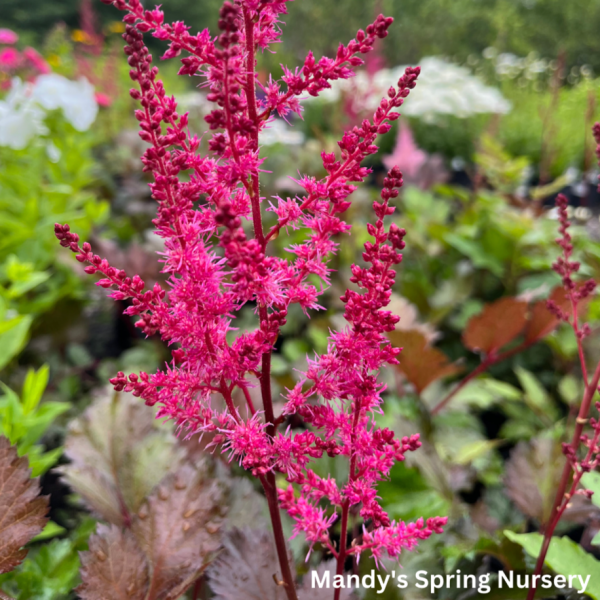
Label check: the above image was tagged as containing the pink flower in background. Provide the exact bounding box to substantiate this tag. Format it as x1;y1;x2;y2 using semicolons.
0;29;18;45
23;47;51;74
383;124;427;178
0;48;20;70
94;92;112;107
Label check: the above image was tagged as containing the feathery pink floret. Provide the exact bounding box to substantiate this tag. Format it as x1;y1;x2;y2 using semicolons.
57;0;446;567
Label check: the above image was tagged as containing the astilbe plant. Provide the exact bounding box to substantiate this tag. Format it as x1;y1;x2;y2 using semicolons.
55;1;447;597
526;178;600;598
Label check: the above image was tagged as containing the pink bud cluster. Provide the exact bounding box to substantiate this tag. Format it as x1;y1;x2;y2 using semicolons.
548;194;596;339
562;401;600;484
57;0;446;567
546;190;600;517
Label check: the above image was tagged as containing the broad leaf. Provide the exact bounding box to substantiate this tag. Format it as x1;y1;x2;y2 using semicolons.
209;530;354;600
208;528;293;600
463;297;528;355
224;477;268;531
451;378;522;410
132;462;226;600
77;461;225;600
504;438;563;522
60;389;186;526
514;367;559;422
0;436;48;573
505;531;600;600
388;329;461;394
78;525;148;600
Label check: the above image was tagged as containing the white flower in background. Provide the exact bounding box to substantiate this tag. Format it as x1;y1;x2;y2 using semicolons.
391;57;511;121
484;49;555;81
33;74;98;131
0;78;47;150
259;118;305;146
0;74;99;148
307;56;511;122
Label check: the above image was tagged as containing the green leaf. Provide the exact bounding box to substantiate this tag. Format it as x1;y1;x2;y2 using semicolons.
0;315;32;370
514;367;558;422
558;375;583;406
444;232;504;276
27;446;64;478
2;539;81;600
269;355;288;376
452;377;522;409
31;521;67;542
581;472;600;509
504;531;600;599
282;339;309;362
21;366;50;415
453;439;500;465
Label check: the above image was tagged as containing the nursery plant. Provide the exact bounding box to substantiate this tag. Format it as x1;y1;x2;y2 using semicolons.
0;0;599;599
52;0;452;598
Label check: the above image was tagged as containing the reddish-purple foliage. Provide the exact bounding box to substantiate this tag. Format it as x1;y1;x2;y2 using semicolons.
56;0;446;588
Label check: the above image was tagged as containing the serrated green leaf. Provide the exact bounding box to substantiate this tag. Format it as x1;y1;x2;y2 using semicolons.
504;531;600;599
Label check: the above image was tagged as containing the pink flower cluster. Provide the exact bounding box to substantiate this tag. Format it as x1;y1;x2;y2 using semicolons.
56;0;446;569
0;29;50;79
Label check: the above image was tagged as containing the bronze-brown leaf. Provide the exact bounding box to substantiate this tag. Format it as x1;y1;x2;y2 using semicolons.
388;329;462;394
208;528;293;600
60;389;186;527
132;462;226;600
0;436;48;574
77;524;149;600
504;438;563;523
463;297;528;355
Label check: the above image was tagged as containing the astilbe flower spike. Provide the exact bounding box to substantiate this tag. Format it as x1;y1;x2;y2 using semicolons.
56;1;446;597
525;136;600;600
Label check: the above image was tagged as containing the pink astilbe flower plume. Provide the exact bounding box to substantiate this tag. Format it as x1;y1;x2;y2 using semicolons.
56;1;446;597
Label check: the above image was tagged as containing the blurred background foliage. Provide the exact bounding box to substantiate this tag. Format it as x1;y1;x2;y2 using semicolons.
2;0;600;598
5;0;600;72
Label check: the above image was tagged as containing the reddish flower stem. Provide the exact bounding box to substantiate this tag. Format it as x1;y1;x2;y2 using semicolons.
242;9;296;599
334;392;363;600
242;5;265;249
431;358;493;416
238;381;257;416
431;340;535;415
526;359;600;600
260;473;299;600
334;500;351;600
